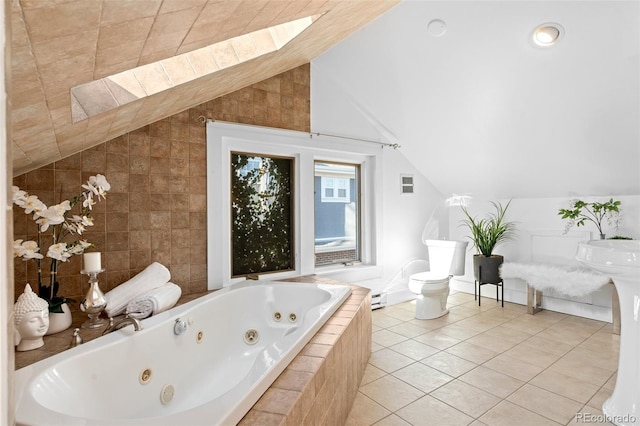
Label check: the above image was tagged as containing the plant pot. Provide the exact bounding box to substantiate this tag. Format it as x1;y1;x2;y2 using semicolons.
473;254;504;284
46;302;72;335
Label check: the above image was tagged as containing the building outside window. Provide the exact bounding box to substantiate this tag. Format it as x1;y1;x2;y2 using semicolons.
314;162;360;266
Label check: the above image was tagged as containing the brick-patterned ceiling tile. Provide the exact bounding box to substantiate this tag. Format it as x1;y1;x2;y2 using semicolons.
243;0;290;33
22;1;102;43
97;16;155;51
100;0;162;26
95;43;145;79
159;0;207;14
31;31;98;67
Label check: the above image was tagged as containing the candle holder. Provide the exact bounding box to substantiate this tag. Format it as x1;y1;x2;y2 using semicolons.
80;269;107;329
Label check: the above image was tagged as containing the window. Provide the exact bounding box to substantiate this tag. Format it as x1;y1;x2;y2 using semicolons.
321;176;350;202
230;152;294;277
314;162;360;266
207;122;380;288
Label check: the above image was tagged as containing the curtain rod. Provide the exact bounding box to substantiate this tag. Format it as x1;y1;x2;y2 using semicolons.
199;117;401;149
309;132;401;149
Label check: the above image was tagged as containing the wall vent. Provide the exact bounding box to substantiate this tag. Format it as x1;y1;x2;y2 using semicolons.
401;175;414;194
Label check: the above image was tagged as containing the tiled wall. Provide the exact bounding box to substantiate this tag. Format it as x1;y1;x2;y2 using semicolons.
13;64;310;300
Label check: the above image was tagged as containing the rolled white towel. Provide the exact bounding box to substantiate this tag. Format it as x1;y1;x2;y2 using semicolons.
104;262;170;317
126;283;182;319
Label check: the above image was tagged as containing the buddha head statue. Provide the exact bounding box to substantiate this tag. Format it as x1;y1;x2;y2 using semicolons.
14;284;49;351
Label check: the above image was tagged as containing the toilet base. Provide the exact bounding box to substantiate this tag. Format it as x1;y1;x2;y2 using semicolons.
414;292;449;320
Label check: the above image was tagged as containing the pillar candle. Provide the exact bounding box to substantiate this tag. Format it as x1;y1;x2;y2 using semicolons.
83;252;101;273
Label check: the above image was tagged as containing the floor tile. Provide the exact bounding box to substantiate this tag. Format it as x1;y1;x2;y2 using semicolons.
479;400;561;426
347;299;619;426
529;369;600;404
502;342;562;369
373;414;412;426
387;322;432;338
459;366;525;399
586;387;613;410
507;383;584;424
482;353;545;382
392;362;454;393
346;392;391;426
360;375;425;412
373;312;404;328
413;330;461;350
445;341;500;364
547;357;615;387
431;379;501;418
389;339;440;361
361;363;388;386
396;395;474;426
422;351;477;378
437;323;483;340
369;348;415;373
373;329;409;347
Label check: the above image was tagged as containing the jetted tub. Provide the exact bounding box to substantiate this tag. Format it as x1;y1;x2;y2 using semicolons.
15;280;352;425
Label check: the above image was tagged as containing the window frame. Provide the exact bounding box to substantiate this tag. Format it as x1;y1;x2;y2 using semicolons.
207;122;382;289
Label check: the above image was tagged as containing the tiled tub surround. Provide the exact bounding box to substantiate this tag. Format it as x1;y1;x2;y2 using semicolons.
15;278;372;425
12;64;311;302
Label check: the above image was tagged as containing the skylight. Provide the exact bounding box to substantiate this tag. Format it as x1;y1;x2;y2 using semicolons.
71;14;322;123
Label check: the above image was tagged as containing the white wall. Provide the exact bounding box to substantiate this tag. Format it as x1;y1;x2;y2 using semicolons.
311;62;449;286
448;196;640;321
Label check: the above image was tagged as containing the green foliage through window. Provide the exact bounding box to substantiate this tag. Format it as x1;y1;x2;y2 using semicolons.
231;153;294;276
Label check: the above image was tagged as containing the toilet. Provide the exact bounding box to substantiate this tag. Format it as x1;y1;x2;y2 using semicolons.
408;240;468;319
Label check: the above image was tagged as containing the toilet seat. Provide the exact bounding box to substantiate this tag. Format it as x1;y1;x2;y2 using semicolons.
409;271;449;285
408;272;451;296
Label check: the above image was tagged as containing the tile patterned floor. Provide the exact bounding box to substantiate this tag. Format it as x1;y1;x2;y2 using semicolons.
346;292;619;426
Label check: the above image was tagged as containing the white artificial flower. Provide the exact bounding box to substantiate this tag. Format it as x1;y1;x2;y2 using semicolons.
20;240;44;260
36;203;69;232
82;192;96;209
13;239;25;258
47;242;71;262
22;195;47;215
12;186;27;205
78;240;92;249
94;174;111;191
83;174;111;200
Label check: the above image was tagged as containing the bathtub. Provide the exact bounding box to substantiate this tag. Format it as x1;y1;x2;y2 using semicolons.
14;280;351;425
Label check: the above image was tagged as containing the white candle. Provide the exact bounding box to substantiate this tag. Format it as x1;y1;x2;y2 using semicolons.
83;252;101;273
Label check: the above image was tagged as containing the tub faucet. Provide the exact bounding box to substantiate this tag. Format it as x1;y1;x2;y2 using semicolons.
102;315;143;335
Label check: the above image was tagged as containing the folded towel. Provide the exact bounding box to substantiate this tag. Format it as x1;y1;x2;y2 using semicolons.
104;262;170;317
125;282;182;319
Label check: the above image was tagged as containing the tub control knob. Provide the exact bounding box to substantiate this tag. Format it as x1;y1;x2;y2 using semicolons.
174;318;188;335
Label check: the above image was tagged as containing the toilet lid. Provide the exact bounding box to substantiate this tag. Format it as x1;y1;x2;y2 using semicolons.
410;271;449;284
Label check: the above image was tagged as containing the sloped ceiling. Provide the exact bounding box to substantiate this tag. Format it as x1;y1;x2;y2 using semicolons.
10;0;399;176
311;0;640;199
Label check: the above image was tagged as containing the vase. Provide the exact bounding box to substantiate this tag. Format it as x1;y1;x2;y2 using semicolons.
45;302;72;335
473;254;504;284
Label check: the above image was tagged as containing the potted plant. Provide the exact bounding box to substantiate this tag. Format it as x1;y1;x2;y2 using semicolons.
558;198;621;239
460;200;516;284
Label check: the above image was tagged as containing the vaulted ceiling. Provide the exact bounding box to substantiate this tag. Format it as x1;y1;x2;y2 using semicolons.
10;0;399;176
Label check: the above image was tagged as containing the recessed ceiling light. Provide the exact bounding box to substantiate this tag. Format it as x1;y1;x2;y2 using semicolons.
532;23;564;47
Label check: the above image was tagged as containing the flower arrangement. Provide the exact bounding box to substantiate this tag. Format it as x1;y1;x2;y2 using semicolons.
12;174;110;312
558;198;622;238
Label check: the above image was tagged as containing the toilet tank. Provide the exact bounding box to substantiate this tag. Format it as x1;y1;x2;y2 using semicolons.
425;240;468;276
